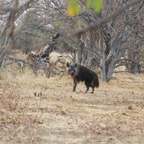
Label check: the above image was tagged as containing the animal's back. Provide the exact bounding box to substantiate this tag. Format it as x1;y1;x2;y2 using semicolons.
76;65;99;87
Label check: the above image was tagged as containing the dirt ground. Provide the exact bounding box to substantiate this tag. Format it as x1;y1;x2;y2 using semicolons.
0;65;144;144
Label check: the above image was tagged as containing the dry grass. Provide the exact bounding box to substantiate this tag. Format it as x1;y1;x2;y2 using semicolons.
0;62;144;144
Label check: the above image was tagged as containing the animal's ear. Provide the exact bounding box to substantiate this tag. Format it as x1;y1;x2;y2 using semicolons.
74;63;77;67
66;62;70;67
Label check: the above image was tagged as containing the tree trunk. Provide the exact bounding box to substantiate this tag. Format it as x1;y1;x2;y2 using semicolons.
75;41;84;64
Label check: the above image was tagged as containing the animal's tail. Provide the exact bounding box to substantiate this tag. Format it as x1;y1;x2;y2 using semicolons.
93;74;99;88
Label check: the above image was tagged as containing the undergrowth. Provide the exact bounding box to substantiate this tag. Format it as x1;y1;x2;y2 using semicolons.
0;74;42;144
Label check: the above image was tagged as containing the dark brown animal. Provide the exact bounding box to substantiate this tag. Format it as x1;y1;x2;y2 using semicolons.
67;63;99;93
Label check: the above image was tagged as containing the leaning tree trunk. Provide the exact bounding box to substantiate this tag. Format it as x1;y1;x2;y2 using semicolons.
101;30;125;81
0;0;18;67
75;41;84;64
85;31;96;67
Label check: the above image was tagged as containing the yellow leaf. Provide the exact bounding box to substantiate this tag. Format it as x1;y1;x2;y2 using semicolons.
66;2;80;17
66;8;75;16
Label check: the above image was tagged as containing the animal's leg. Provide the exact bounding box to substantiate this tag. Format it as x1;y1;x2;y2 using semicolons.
85;82;89;93
73;80;78;92
85;87;89;93
91;87;94;94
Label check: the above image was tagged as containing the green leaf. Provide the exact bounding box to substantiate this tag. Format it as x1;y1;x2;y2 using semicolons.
67;0;103;16
69;0;79;3
86;0;92;8
92;0;103;12
66;2;80;16
72;4;80;14
86;0;103;12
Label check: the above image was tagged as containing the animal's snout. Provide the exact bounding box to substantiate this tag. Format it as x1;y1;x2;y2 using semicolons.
68;70;75;76
71;72;74;76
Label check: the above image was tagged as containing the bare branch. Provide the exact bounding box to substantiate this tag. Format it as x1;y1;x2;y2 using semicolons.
70;0;142;38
